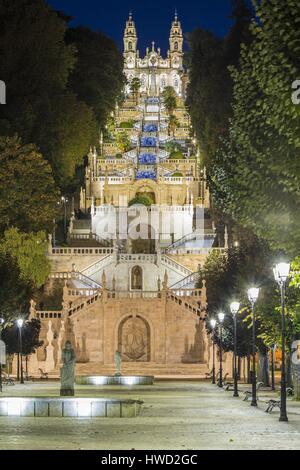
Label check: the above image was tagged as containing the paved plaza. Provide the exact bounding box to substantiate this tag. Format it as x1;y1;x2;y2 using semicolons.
0;380;300;450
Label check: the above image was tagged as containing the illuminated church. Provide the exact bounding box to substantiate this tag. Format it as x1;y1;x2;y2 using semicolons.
123;13;186;97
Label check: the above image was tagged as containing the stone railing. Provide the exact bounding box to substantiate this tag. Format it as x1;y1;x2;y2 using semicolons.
35;311;63;320
161;255;193;277
50;247;114;256
167;289;202;317
67;291;102;317
117;254;157;264
50;271;101;289
81;253;114;278
107;291;161;299
170;272;199;290
67;288;100;298
162;176;194;184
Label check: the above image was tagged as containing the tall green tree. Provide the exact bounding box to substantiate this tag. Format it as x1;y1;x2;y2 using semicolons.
0;136;59;234
0;228;51;289
66;27;125;126
0;1;99;186
0;0;76;141
209;0;300;255
186;0;252;163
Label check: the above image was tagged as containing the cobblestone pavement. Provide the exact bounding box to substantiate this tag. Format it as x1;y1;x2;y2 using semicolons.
0;381;299;450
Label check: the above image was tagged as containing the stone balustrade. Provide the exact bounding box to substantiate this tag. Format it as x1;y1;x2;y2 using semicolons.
50;247;114;256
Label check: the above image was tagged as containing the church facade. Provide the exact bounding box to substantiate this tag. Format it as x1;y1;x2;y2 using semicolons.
123;13;187;97
26;14;229;379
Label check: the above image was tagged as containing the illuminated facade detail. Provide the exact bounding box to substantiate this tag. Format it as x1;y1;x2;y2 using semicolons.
123;13;186;97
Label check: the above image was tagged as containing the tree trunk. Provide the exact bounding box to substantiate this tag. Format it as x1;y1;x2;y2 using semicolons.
287;347;293;388
258;350;270;387
247;351;251;384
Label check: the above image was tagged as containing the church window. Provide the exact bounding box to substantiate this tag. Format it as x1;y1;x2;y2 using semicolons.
174;77;179;87
128;41;133;50
161;76;166;87
174;42;178;51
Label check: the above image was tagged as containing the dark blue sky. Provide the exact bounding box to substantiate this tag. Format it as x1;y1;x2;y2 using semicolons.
47;0;233;54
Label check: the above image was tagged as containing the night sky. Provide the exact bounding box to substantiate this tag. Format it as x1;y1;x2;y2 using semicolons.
47;0;233;54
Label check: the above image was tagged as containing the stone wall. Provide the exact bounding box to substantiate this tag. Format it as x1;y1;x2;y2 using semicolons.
29;291;209;376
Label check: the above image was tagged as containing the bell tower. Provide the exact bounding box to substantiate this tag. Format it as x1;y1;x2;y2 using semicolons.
169;11;183;68
124;13;138;64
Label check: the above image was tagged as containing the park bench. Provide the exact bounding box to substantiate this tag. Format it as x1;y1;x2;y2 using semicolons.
287;387;294;397
223;373;229;385
1;371;15;386
38;368;48;380
243;382;264;401
265;399;280;413
205;369;213;379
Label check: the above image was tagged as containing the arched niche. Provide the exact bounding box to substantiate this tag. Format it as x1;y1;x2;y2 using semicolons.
118;315;151;362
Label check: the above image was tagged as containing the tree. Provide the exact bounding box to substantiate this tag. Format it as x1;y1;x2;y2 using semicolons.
185;0;252;162
0;228;51;288
36;93;97;186
0;252;33;320
168;115;180;137
1;319;43;378
0;136;59;234
66;27;125;126
162;86;177;116
0;0;76;142
130;78;141;104
198;231;283;384
208;0;300;255
115;131;131;153
0;1;102;186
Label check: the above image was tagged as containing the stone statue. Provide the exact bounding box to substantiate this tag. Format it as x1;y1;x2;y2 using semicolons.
114;350;122;376
60;341;76;396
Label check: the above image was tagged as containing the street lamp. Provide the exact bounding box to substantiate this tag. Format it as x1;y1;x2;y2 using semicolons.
217;312;225;388
0;318;4;392
230;301;240;397
60;196;69;236
247;287;260;407
273;262;290;422
17;319;24;384
210;319;217;384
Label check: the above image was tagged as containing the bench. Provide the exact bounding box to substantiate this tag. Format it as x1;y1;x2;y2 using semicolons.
287;387;294;397
1;372;15;386
265;400;280;413
205;369;213;380
38;368;49;380
243;382;264;401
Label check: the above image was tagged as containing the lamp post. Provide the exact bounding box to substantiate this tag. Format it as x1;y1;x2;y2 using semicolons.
210;319;217;384
218;312;225;388
273;262;290;422
61;196;69;236
0;318;4;392
17;319;24;384
247;287;260;407
230;302;240;397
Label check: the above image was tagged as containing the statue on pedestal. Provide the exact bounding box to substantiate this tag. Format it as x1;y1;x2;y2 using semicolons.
114;350;122;377
60;341;76;396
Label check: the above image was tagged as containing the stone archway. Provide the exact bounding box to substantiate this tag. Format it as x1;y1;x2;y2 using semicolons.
131;180;159;205
118;315;151;362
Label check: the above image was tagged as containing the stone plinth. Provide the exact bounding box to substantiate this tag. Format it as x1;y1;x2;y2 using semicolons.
0;397;142;418
76;375;154;386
